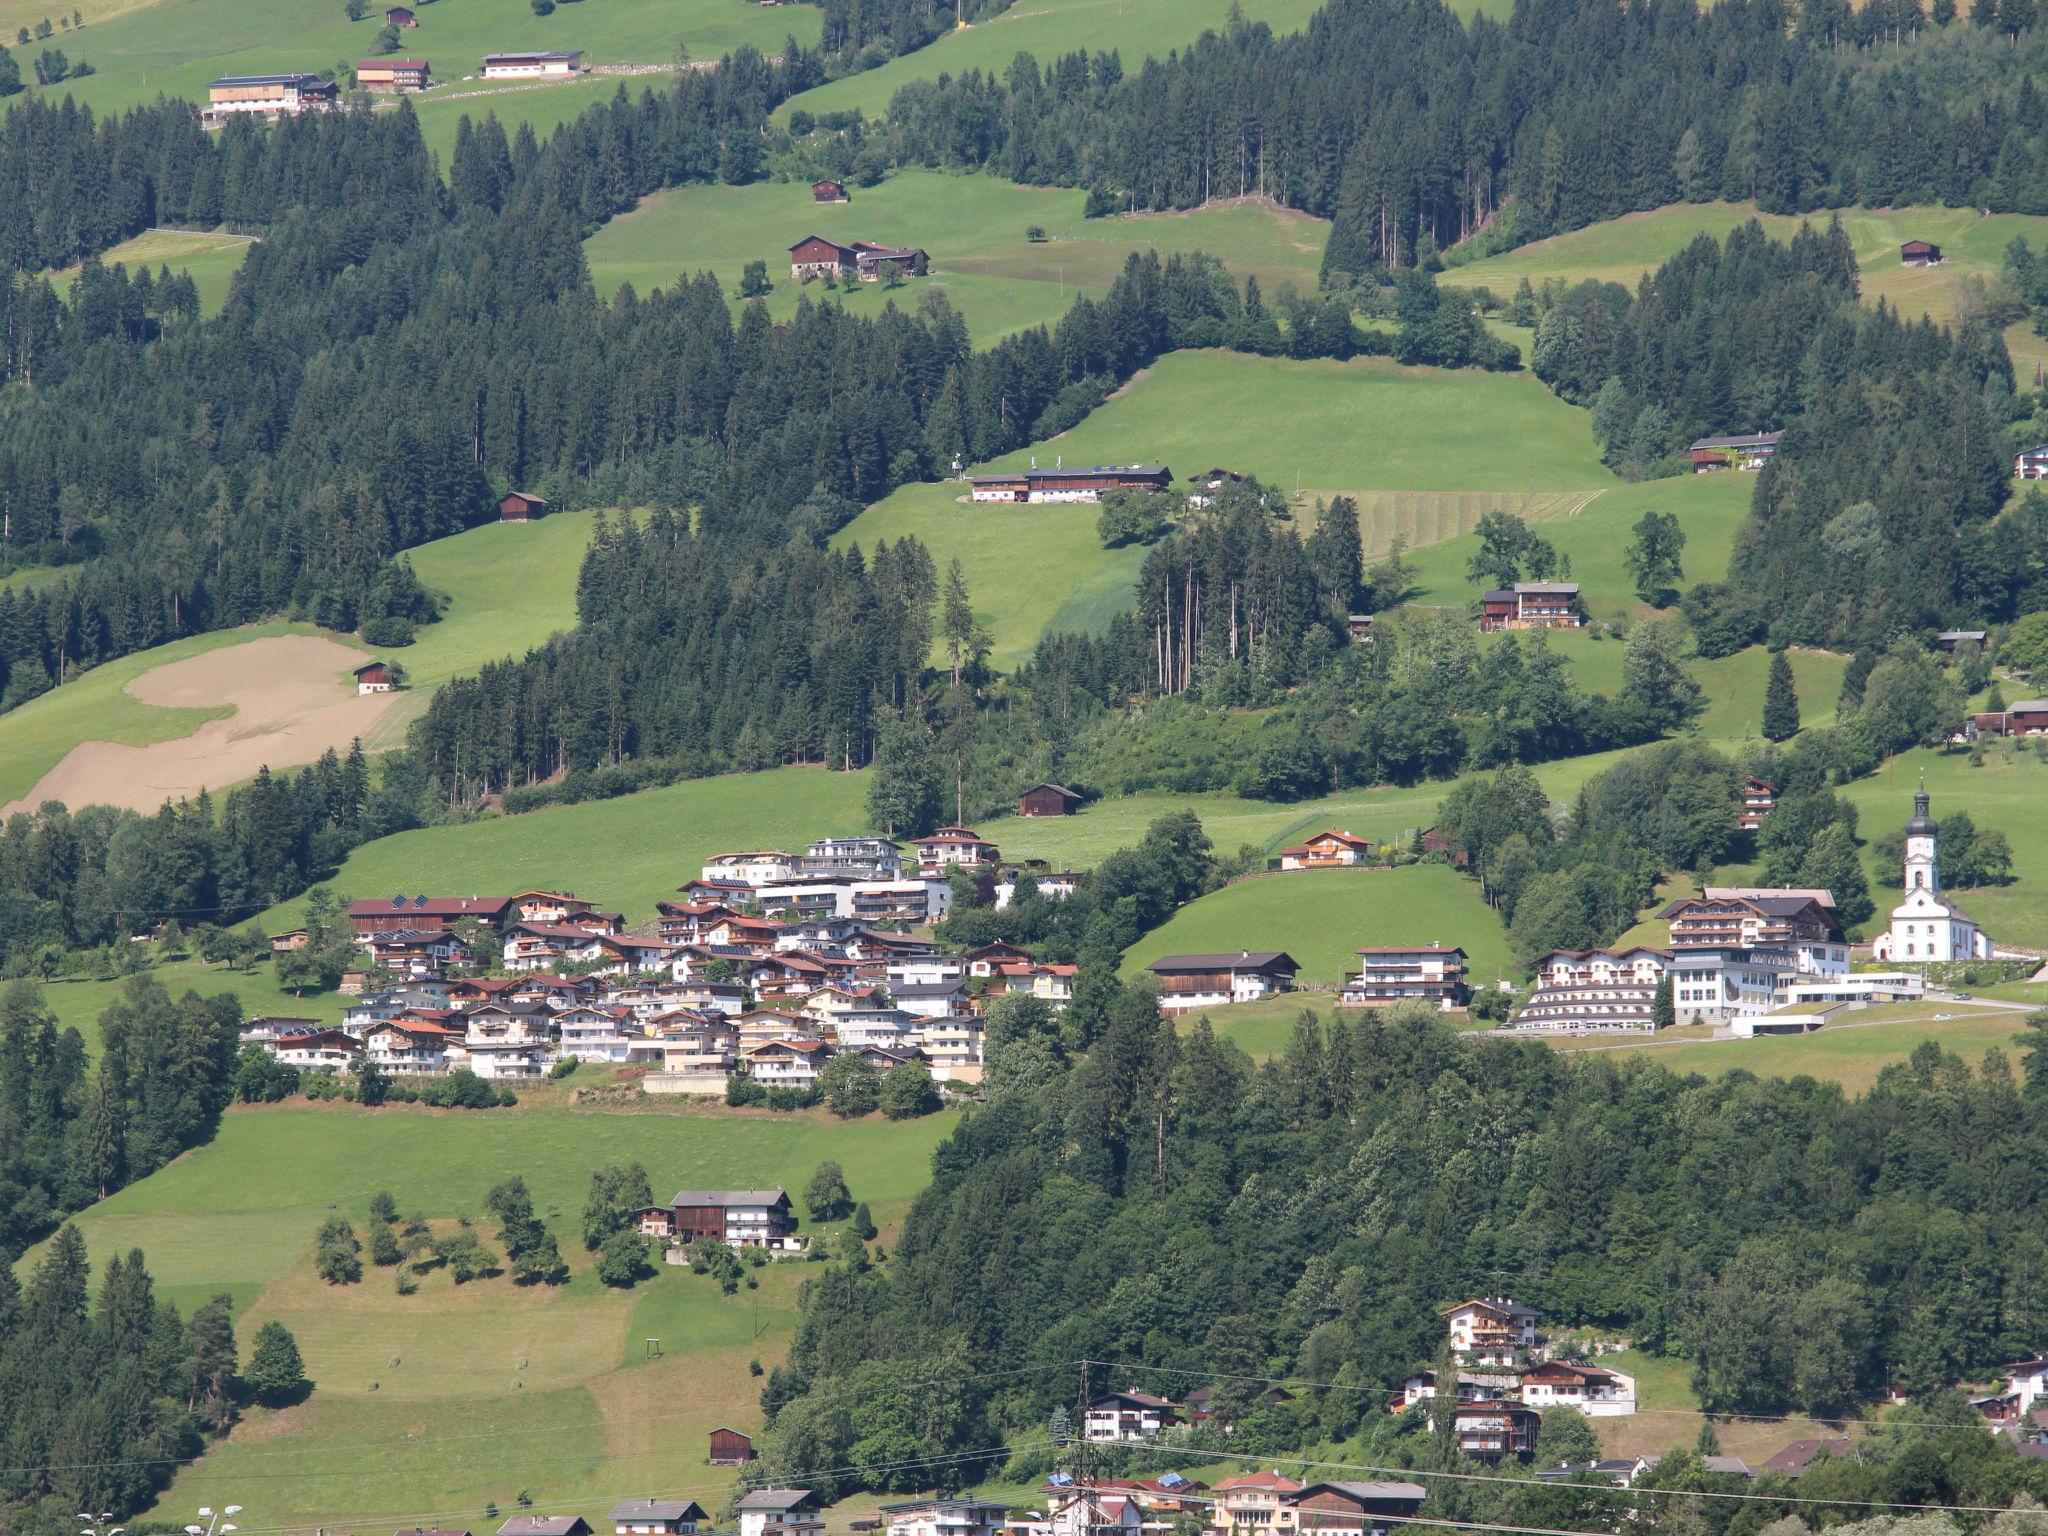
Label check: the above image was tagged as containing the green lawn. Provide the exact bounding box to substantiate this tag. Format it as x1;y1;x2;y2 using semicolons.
1395;471;1755;620
17;0;818;135
838;349;1616;666
1121;864;1514;986
42;1102;952;1534
54;226;257;315
258;763;873;930
35;955;351;1058
777;0;1326;123
1439;201;2048;378
585;170;1331;343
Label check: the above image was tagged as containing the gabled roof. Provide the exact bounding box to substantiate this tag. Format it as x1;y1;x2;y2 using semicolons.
1146;952;1297;974
1287;1482;1427;1506
735;1490;819;1512
1758;1437;1851;1476
669;1188;788;1207
608;1501;708;1523
1021;781;1082;800
1091;1389;1179;1409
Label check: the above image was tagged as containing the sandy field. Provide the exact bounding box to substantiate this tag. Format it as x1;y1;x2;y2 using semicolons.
1;635;400;817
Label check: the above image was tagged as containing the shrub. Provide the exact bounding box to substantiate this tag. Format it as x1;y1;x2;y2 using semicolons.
360;614;416;646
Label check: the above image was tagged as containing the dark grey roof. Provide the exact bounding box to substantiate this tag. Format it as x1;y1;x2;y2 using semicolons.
211;72;325;86
1689;431;1783;450
1145;952;1297;974
1514;582;1579;595
1291;1481;1428;1504
878;1500;1013;1516
497;1520;590;1536
736;1491;818;1512
971;465;1171;482
891;980;967;997
609;1500;707;1523
669;1189;787;1207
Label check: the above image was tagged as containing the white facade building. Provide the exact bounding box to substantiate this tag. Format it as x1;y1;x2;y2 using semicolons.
1870;788;1995;964
480;49;585;77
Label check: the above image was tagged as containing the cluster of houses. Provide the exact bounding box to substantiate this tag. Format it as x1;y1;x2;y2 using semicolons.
251;825;1097;1088
202;46;585;123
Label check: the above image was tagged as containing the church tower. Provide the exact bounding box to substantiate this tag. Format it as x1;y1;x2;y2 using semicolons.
1903;786;1938;896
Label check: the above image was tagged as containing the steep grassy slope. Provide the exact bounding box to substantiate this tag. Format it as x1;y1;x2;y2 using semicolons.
585;171;1330;342
43;1103;954;1534
837;349;1616;666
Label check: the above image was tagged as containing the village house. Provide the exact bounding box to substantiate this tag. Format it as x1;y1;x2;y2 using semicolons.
1901;238;1943;266
735;1490;825;1536
708;1426;755;1464
1447;1297;1539;1361
1019;782;1084;818
1758;1439;1853;1478
1870;789;1999;964
1444;1401;1542;1463
996;871;1080;908
1936;629;1989;652
911;826;1001;871
203;73;338;124
1509;947;1671;1033
363;927;474;977
500;1520;593;1536
1347;614;1375;644
786;235;929;282
1276;829;1373;869
508;890;600;924
348;893;514;938
1688;431;1782;471
968;464;1174;504
917;1013;987;1079
1389;1368;1519;1413
1519;1360;1637;1416
741;1038;833;1088
1030;1486;1145;1536
269;927;310;953
1338;944;1469;1011
800;835;904;879
1210;1470;1302;1532
1480;582;1586;632
2016;447;2048;480
1740;775;1776;831
1282;1483;1428;1536
1974;700;2048;737
241;1014;319;1045
386;3;416;21
499;490;548;520
811;178;849;202
354;659;396;693
481;50;585;78
642;1189;797;1249
1084;1389;1181;1443
362;1017;460;1073
357;58;429;90
1660;891;1849;987
611;1502;708;1536
556;1005;646;1063
702;850;798;884
1186;467;1246;509
880;1499;1011;1536
270;1028;362;1069
1146;952;1299;1014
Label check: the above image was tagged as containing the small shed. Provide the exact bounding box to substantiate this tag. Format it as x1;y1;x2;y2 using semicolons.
708;1426;756;1464
386;5;417;22
354;660;394;695
811;178;849;203
1901;239;1942;267
1018;782;1082;818
499;490;548;522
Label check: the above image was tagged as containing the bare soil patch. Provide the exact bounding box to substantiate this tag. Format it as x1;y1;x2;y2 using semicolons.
2;634;397;816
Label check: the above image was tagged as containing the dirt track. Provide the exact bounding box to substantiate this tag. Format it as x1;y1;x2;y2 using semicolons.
1;635;400;817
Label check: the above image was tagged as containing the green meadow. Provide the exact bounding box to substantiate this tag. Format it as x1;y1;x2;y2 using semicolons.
1439;200;2048;377
13;0;817;126
43;1103;953;1534
258;764;873;931
1121;863;1514;985
777;0;1327;123
585;170;1330;343
55;226;258;316
38;955;352;1058
838;348;1615;665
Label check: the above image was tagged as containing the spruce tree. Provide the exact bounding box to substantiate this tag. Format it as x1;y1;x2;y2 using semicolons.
1652;973;1675;1030
1762;650;1801;741
245;1320;308;1405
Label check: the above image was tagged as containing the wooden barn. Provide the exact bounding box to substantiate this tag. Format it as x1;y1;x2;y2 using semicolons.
499;490;548;522
1901;238;1942;266
353;660;394;695
386;5;417;23
709;1427;756;1465
1017;782;1082;817
811;178;849;203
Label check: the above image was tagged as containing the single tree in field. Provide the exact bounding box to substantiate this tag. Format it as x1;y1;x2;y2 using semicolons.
582;1161;653;1252
1762;650;1801;741
939;558;989;687
805;1160;852;1222
245;1320;309;1405
1624;508;1686;605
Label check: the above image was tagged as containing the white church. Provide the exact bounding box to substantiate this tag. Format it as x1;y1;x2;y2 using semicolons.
1869;787;1995;964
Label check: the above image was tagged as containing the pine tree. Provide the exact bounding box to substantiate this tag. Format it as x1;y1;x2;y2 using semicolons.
1652;973;1675;1030
1762;650;1801;741
245;1320;308;1405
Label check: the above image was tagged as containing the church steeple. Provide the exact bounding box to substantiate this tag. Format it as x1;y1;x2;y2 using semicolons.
1903;783;1938;894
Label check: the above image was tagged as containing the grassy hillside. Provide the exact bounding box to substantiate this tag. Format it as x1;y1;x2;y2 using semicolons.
838;349;1617;666
48;1103;953;1534
55;227;257;316
585;171;1330;343
38;955;352;1058
1439;201;2048;376
15;0;817;126
778;0;1326;122
1395;471;1755;620
258;764;873;930
1121;864;1513;986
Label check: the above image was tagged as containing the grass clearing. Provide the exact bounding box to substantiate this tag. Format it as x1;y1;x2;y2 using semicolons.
54;226;257;315
839;349;1616;664
39;954;352;1058
53;1103;952;1534
257;763;873;930
1440;201;2048;377
778;0;1326;123
586;172;1329;343
1121;864;1513;986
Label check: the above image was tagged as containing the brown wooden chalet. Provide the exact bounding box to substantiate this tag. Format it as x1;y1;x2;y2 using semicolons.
499;490;548;521
1739;774;1776;831
346;893;515;937
811;178;849;203
709;1426;756;1464
1018;781;1083;817
1480;582;1584;632
1901;238;1942;266
1286;1482;1429;1536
